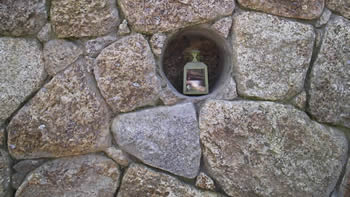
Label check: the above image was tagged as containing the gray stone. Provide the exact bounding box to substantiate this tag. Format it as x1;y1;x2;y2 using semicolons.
160;85;184;106
119;0;235;34
117;164;224;197
117;20;131;36
7;58;112;159
308;16;350;128
316;8;332;27
339;158;350;197
150;33;167;57
0;0;47;36
95;34;161;113
237;0;324;20
37;23;53;43
291;91;307;110
43;39;82;76
327;0;350;19
315;28;324;49
104;147;130;167
0;128;4;147
0;38;47;126
50;0;120;38
12;159;46;189
0;149;12;197
112;103;201;178
199;100;348;197
211;17;232;38
215;77;238;101
195;172;216;191
15;154;120;197
232;11;315;101
83;34;118;58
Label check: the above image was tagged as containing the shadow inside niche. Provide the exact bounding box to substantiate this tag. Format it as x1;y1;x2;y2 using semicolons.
162;31;223;95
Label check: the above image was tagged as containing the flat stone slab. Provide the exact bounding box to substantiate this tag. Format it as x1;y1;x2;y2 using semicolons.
200;100;348;197
117;164;224;197
119;0;235;34
0;38;47;126
237;0;324;20
7;58;112;159
0;0;47;36
95;34;161;113
112;103;201;178
232;11;315;101
50;0;120;38
308;16;350;128
15;154;120;197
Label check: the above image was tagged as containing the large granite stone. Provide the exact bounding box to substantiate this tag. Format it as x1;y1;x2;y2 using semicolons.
83;34;118;58
118;0;235;34
7;58;112;159
232;11;315;101
43;39;82;76
0;38;47;126
211;17;232;38
0;150;11;197
308;16;350;128
327;0;350;19
199;100;348;197
0;0;47;36
112;103;201;178
237;0;324;20
15;154;120;197
50;0;120;38
95;34;161;113
117;164;224;197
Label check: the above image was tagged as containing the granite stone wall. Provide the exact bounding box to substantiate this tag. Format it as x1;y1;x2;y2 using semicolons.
0;0;350;196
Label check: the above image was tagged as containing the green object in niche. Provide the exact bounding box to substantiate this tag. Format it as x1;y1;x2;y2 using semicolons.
183;50;209;95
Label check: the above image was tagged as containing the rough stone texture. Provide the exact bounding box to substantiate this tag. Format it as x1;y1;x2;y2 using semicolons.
0;0;47;36
150;33;167;57
7;58;112;159
37;23;53;43
12;159;46;189
0;128;4;147
83;34;118;58
112;103;201;178
291;91;307;110
50;0;120;38
104;147;130;167
211;17;232;38
119;0;235;34
16;154;120;197
160;86;184;106
95;34;161;113
195;172;216;191
117;20;131;36
316;8;332;27
233;11;315;101
215;77;238;101
43;39;82;76
315;29;324;49
327;0;350;19
117;164;224;197
339;158;350;197
308;16;350;128
0;149;11;197
199;100;348;197
237;0;324;20
0;38;47;127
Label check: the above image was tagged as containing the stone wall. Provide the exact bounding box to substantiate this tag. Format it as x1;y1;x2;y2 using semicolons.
0;0;350;197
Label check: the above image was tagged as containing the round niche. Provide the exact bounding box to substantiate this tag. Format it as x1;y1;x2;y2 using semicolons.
161;27;232;97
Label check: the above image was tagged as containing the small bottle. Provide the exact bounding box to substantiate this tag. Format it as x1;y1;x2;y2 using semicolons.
183;50;209;95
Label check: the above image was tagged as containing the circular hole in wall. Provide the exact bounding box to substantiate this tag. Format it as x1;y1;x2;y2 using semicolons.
162;27;231;96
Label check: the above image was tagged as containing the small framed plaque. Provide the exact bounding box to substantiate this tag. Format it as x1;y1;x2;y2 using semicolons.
183;50;209;95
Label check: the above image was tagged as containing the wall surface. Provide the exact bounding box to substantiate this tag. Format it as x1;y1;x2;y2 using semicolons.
0;0;350;197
